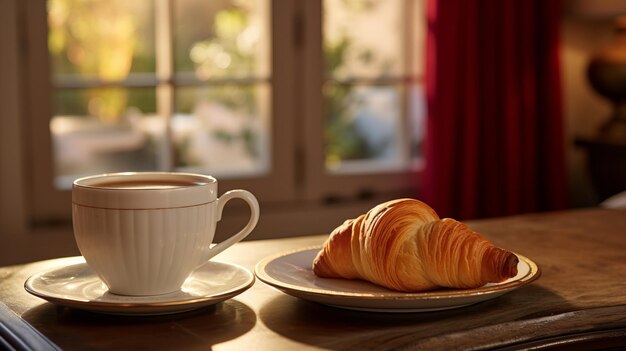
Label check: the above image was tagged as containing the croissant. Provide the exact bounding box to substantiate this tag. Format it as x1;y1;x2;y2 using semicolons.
312;199;518;292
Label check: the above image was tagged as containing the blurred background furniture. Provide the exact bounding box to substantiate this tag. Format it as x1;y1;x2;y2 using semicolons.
576;137;626;201
577;13;626;201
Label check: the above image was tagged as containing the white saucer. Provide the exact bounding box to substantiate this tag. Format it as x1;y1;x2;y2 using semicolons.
255;247;541;313
25;257;254;316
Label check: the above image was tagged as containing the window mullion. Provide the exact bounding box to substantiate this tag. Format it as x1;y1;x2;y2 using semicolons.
401;0;415;167
155;0;174;171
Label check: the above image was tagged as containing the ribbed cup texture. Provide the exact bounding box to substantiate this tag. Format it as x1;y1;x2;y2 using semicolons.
73;203;215;296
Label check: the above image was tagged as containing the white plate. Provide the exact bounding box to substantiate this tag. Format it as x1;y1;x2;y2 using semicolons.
25;257;254;316
255;247;541;313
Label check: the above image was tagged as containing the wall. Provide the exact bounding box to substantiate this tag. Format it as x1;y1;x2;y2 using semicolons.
0;0;80;266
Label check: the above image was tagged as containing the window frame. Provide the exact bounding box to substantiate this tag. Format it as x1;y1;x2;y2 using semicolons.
25;0;299;222
23;0;423;224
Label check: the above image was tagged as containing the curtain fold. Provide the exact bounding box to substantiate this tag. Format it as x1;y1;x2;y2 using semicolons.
422;0;567;219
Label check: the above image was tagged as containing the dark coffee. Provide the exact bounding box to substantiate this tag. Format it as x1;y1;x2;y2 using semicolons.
93;179;205;190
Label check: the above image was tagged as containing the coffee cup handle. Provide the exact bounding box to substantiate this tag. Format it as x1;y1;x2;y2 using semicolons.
204;189;260;261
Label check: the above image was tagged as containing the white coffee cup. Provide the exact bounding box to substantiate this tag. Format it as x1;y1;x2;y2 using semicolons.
71;172;260;296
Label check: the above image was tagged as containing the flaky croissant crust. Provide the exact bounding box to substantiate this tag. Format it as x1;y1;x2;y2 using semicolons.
312;199;518;292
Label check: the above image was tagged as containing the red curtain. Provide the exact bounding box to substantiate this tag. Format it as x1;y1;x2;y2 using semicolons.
422;0;567;219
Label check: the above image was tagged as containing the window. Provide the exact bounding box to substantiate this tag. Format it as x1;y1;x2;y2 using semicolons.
47;0;271;182
24;0;426;223
323;0;425;172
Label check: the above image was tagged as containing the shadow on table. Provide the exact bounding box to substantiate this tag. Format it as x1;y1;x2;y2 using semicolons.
259;285;575;350
22;299;256;351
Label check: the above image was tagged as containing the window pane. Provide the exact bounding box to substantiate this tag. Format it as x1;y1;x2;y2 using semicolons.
408;84;426;168
325;84;404;172
47;0;155;81
324;0;405;80
51;88;163;188
173;0;270;79
173;84;270;176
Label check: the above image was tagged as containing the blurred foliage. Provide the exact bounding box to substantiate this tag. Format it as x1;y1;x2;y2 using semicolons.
325;37;351;78
324;0;403;167
176;85;256;116
48;0;393;170
48;0;155;123
324;34;376;166
174;84;260;167
324;83;370;167
188;8;258;80
55;88;156;116
180;5;260;164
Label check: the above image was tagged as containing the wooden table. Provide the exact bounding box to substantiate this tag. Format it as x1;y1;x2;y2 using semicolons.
2;208;626;350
